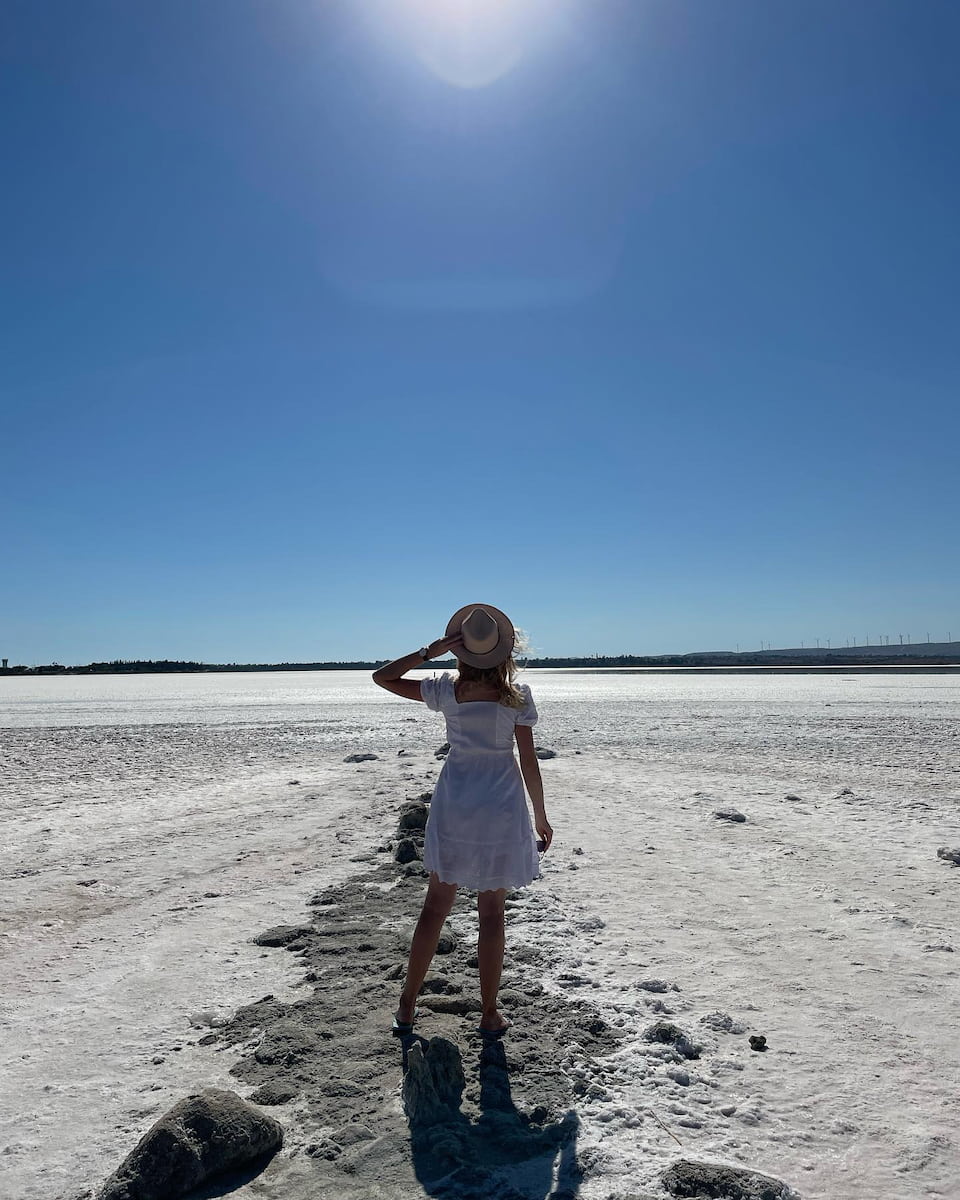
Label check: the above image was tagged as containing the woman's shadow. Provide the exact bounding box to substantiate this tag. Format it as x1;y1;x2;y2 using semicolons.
401;1033;582;1200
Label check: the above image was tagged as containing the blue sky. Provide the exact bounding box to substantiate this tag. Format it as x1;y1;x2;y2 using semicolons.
2;0;958;664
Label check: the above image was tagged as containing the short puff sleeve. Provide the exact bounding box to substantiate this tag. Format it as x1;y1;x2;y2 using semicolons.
419;672;448;712
514;684;538;726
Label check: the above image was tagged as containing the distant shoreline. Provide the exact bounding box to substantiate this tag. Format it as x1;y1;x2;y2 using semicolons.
3;650;960;677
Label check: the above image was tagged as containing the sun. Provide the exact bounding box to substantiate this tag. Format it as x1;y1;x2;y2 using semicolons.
374;0;553;89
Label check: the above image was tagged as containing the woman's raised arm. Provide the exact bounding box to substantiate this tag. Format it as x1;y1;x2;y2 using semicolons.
372;633;463;701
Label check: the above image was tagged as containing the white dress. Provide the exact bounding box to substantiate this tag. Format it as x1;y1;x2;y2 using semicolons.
419;673;541;891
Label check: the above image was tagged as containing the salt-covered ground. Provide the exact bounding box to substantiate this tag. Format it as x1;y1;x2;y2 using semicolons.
1;671;958;1200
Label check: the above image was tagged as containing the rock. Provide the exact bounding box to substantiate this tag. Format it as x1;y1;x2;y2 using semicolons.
434;743;450;759
253;925;314;948
937;846;960;866
783;794;802;802
923;943;954;952
638;979;672;993
344;753;378;763
333;1123;375;1147
248;1082;298;1106
418;995;481;1015
719;1104;737;1116
662;1157;796;1199
397;802;429;832
700;1011;746;1034
714;808;747;823
394;838;420;865
643;1021;701;1059
575;916;606;932
435;925;457;955
535;748;558;760
288;780;300;785
304;1138;341;1161
253;1020;331;1066
749;1035;768;1052
667;1068;690;1086
420;977;463;994
402;1037;465;1127
98;1088;282;1200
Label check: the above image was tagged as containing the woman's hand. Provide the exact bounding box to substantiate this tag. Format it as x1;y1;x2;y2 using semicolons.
373;632;463;699
535;817;553;853
426;632;464;659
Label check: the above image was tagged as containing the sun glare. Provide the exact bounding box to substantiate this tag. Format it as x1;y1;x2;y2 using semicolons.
370;0;555;89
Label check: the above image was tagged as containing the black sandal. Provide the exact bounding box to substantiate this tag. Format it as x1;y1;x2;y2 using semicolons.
392;1006;420;1036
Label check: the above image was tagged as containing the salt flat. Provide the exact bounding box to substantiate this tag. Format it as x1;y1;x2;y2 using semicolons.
1;671;957;1200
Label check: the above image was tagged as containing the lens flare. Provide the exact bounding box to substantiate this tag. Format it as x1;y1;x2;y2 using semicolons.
386;0;548;88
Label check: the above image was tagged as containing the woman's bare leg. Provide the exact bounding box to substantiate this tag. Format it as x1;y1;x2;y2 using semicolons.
477;887;508;1031
397;873;458;1023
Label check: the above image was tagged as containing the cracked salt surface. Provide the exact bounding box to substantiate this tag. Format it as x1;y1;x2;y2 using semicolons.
1;670;959;1199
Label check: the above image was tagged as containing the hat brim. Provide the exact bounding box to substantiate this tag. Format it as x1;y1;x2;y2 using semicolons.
445;603;515;668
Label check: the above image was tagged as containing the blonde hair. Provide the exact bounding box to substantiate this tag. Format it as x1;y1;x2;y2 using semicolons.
456;657;525;708
456;628;529;709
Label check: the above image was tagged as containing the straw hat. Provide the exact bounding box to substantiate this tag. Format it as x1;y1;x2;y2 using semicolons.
445;603;515;668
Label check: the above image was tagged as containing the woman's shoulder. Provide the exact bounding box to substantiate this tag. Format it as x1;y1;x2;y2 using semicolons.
420;671;454;711
512;681;538;724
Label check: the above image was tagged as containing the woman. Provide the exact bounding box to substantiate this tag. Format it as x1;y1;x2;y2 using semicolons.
373;603;553;1037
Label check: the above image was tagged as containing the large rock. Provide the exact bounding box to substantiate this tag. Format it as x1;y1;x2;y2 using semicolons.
398;802;429;832
401;1037;465;1127
662;1158;797;1199
394;838;420;864
937;846;960;865
98;1088;282;1200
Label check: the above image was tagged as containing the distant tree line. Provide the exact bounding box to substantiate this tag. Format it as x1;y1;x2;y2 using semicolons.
2;649;959;676
0;659;387;675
